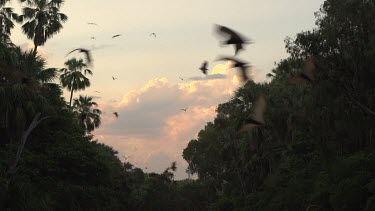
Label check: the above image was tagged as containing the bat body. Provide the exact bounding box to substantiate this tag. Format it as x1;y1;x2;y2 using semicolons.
238;95;266;133
217;56;251;82
200;61;208;75
290;56;316;85
66;48;92;65
215;24;251;55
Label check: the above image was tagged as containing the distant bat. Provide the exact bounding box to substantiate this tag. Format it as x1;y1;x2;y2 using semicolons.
112;76;117;80
113;112;119;118
91;37;96;40
179;77;184;80
215;24;251;55
122;156;131;160
150;33;156;38
66;48;92;65
181;108;188;112
217;56;251;82
94;91;101;93
200;61;208;75
238;94;267;133
170;162;177;172
290;56;316;85
112;34;121;39
87;22;97;26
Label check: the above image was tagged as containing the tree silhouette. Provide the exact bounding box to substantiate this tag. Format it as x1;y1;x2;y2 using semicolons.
73;95;101;133
60;58;92;108
19;0;67;55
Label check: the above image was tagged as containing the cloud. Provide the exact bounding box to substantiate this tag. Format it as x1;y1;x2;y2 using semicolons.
94;62;264;179
188;73;227;81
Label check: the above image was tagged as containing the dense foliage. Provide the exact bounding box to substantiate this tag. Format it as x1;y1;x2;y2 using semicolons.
0;0;374;210
183;0;375;210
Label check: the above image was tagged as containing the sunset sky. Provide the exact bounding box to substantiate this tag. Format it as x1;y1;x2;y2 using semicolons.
8;0;324;179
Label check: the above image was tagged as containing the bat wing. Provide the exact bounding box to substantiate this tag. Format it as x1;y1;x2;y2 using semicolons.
303;56;315;81
66;49;78;57
251;94;266;124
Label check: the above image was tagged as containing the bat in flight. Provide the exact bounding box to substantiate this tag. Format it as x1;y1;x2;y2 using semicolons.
215;24;251;55
238;94;267;133
217;56;251;82
200;61;208;75
66;48;92;65
112;34;122;39
290;56;316;85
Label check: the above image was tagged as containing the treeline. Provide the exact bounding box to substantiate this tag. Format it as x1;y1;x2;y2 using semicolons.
0;0;211;210
183;0;375;210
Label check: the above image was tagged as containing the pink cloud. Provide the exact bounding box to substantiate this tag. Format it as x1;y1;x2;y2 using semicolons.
93;62;264;179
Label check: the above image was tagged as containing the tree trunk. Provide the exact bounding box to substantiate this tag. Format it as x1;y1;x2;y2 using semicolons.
69;76;75;109
69;88;74;109
33;45;38;56
2;113;51;194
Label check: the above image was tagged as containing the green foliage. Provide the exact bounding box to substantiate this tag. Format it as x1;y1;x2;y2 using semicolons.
183;0;375;210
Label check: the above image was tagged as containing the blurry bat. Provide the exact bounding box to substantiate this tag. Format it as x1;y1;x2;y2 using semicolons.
215;24;251;55
66;48;92;65
290;56;316;85
238;94;267;133
112;34;121;39
217;56;251;82
200;61;208;75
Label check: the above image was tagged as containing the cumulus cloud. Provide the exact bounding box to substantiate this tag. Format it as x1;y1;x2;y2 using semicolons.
94;62;263;179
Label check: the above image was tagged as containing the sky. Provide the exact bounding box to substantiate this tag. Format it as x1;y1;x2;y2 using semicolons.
7;0;325;179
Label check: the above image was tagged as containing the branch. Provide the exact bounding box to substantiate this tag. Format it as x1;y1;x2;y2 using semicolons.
342;84;375;117
5;113;53;186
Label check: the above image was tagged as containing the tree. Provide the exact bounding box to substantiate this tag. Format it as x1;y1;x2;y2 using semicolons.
73;95;101;133
60;58;92;108
19;0;68;55
0;45;57;144
0;0;20;42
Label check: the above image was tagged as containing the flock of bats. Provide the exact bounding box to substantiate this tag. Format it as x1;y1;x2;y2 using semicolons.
199;24;315;133
65;22;157;118
64;23;315;131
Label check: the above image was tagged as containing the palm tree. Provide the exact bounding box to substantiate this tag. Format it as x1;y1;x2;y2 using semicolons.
0;45;57;144
19;0;68;55
60;58;92;108
73;95;101;133
0;0;20;42
0;44;57;190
